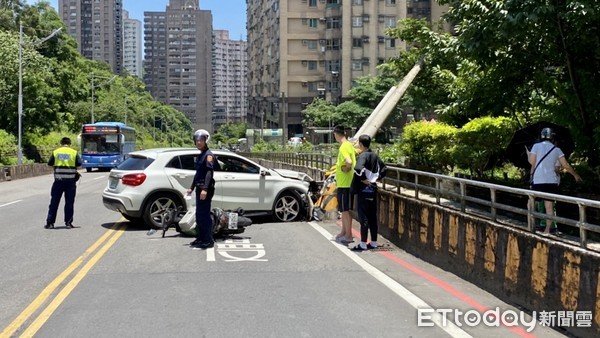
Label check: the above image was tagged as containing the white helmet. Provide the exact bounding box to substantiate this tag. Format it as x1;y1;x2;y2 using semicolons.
193;129;210;143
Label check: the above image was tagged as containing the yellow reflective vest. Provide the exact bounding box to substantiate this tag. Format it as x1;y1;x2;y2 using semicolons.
52;146;78;180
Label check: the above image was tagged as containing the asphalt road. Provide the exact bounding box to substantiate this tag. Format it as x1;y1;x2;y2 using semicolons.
0;171;569;337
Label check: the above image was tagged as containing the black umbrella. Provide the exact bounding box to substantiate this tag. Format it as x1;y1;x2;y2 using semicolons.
505;121;575;169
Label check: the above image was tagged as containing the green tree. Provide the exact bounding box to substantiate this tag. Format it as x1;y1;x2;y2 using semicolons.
388;2;600;165
213;122;249;147
345;74;398;109
0;129;17;165
302;98;336;127
332;101;371;130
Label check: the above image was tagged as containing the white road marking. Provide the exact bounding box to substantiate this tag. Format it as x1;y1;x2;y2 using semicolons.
0;200;23;208
93;176;106;181
206;247;215;261
309;221;473;338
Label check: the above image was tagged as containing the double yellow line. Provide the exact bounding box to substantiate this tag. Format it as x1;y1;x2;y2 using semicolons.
1;222;127;338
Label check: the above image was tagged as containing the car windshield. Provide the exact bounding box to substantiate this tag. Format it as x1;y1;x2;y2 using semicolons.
116;155;155;170
81;134;121;154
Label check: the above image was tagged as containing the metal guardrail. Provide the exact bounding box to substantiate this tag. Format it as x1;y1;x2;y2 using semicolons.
247;152;600;251
242;152;335;171
381;167;600;250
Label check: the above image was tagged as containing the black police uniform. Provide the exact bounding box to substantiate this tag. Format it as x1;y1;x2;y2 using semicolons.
190;148;217;247
46;145;82;228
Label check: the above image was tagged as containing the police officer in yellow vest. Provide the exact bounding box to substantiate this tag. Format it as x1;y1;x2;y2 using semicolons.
45;137;82;229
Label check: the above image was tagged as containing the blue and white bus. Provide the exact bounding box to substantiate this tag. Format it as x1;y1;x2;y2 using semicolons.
80;122;136;172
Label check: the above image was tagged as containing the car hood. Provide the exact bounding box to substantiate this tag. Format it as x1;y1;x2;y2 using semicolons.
271;168;313;182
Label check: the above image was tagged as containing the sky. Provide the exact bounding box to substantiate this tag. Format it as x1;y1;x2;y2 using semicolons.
29;0;247;40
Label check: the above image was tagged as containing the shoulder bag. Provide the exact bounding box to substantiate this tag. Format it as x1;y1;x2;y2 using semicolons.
529;146;556;186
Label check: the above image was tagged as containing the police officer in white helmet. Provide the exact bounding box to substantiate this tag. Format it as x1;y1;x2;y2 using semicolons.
187;129;218;249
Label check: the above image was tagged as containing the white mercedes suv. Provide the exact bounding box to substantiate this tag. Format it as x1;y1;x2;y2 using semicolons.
102;148;314;228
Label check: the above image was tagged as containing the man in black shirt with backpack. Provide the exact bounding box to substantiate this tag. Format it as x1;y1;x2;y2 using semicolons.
351;135;387;251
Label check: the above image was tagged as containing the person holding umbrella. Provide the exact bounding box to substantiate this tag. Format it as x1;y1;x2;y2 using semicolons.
528;127;582;234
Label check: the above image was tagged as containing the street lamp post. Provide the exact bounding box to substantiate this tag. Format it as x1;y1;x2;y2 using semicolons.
124;97;143;125
153;113;165;146
280;91;286;147
90;73;117;124
17;22;62;165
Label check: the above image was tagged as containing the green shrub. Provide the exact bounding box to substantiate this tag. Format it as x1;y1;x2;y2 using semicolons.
0;130;18;165
375;142;404;164
401;120;458;172
251;141;284;153
453;116;516;177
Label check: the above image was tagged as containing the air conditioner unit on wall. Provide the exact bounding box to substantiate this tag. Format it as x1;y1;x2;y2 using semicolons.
331;71;339;77
317;88;326;95
301;81;308;86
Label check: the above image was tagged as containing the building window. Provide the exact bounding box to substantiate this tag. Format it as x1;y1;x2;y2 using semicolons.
327;17;341;29
307;61;318;71
352;16;363;27
385;38;396;48
309;0;317;7
352;60;363;70
326;39;341;50
385;16;397;28
352;38;363;48
326;60;340;71
385;0;396;5
307;40;317;49
352;0;363;4
308;18;318;28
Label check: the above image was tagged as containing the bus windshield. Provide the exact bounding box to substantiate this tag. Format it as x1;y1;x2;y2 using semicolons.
81;134;121;154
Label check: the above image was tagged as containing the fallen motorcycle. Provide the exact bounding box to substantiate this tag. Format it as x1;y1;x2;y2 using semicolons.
147;197;252;238
177;206;252;238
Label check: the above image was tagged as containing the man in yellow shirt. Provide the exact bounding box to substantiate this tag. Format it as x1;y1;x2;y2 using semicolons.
333;125;356;244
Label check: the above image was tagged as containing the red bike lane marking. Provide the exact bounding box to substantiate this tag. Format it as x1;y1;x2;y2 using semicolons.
347;226;536;338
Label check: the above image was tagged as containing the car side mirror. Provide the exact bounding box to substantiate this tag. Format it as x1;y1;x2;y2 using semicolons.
260;169;268;176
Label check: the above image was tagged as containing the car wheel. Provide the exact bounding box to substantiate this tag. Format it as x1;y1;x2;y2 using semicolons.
273;191;302;222
86;168;92;172
143;193;182;229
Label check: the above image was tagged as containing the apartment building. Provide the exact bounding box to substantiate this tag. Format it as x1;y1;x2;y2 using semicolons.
123;10;142;78
212;30;248;128
58;0;123;74
143;0;213;131
247;0;445;138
